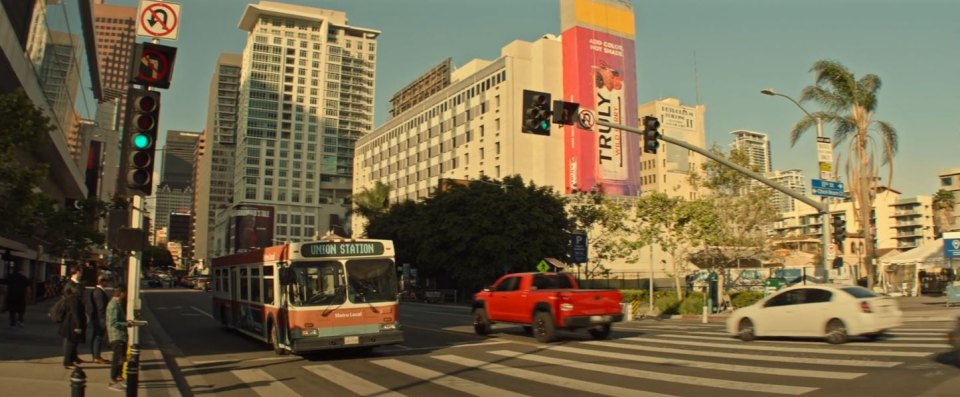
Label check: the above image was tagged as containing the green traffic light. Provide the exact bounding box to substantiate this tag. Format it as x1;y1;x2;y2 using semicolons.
132;133;151;149
539;120;549;131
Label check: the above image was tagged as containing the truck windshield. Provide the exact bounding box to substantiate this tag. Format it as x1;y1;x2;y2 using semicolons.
346;259;398;303
289;261;346;306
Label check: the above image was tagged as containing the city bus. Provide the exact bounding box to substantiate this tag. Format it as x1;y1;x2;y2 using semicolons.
210;235;403;355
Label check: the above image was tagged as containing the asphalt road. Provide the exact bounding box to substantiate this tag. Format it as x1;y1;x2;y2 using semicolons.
141;288;960;397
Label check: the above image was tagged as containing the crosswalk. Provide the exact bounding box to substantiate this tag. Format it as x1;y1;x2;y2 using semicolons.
214;321;954;397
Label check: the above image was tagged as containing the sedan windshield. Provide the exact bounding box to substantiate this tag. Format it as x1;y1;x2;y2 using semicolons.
346;259;398;303
289;261;346;306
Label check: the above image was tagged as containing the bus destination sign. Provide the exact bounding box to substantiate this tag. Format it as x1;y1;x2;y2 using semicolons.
300;241;384;258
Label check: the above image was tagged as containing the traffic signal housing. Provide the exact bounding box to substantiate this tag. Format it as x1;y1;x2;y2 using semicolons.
522;90;552;135
123;89;160;196
831;215;846;250
552;100;580;125
642;116;661;154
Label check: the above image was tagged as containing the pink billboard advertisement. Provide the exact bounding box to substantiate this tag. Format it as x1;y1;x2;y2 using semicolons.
561;6;639;196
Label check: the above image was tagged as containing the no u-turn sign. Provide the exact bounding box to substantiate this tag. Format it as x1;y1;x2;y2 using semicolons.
137;0;182;40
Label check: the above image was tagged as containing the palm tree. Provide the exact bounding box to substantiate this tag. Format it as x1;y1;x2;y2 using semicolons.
933;189;957;236
790;60;898;289
350;181;391;221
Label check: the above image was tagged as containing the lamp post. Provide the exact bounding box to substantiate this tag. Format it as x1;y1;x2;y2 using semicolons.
761;89;831;283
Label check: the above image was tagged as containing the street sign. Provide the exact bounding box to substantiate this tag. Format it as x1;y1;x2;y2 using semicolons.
827;243;837;260
571;230;588;263
131;43;177;89
137;0;181;40
536;259;550;273
812;178;845;198
945;232;960;259
576;108;595;130
817;137;833;180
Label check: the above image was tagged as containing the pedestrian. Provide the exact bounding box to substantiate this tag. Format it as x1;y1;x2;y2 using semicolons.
4;265;31;328
106;286;133;391
89;275;110;364
60;285;86;369
63;265;83;297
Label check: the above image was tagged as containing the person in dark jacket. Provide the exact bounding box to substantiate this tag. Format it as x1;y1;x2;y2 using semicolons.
89;275;110;364
60;286;87;369
4;266;31;327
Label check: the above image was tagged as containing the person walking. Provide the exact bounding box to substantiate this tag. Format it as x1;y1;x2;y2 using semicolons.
89;275;110;364
63;265;83;296
106;286;133;391
4;265;31;328
60;286;86;369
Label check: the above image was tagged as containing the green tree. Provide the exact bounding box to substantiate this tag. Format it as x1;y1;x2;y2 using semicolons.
41;197;109;261
366;175;572;293
142;245;174;270
933;189;957;236
350;181;391;222
0;89;54;237
568;186;636;278
791;60;898;288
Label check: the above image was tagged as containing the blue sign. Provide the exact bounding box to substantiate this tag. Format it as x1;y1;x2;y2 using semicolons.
812;179;845;198
945;238;960;259
571;231;588;263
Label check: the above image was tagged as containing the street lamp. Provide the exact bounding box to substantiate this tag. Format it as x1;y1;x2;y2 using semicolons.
761;88;831;283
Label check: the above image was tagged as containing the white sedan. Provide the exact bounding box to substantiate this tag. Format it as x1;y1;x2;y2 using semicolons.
726;284;903;344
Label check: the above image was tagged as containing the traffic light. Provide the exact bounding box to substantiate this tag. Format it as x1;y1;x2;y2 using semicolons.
552;100;580;125
642;116;661;154
123;89;160;196
831;216;846;249
522;90;552;135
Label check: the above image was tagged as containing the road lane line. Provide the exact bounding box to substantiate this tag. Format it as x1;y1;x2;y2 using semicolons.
431;355;676;397
304;365;407;397
231;368;300;397
659;333;949;348
546;345;865;380
488;350;817;396
370;359;530;397
583;340;900;368
624;336;930;357
190;306;213;319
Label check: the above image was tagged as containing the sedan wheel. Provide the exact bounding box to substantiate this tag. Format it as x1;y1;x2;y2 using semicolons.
825;319;848;344
737;318;755;342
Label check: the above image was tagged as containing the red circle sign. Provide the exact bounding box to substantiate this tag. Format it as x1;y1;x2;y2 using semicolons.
140;3;178;37
137;49;169;83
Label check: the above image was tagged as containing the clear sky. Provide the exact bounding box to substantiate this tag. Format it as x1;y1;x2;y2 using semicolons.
99;0;960;198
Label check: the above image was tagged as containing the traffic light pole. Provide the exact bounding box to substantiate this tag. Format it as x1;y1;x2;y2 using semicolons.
125;194;144;395
594;120;831;280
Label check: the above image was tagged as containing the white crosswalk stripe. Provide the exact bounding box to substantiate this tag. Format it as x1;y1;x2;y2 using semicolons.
660;333;949;349
431;354;677;397
370;358;531;397
487;350;818;395
304;365;407;397
231;369;300;397
622;335;931;357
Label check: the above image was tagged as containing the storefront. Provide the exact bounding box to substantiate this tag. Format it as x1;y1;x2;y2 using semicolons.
880;239;953;296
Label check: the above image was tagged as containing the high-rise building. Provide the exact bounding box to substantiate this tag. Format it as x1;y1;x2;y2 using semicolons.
220;1;379;254
767;169;806;214
155;131;199;253
730;130;772;173
389;58;451;119
637;98;707;200
92;2;136;105
195;53;241;261
38;30;81;143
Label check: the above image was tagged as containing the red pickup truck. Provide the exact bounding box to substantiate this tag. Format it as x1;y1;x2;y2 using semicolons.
472;272;623;342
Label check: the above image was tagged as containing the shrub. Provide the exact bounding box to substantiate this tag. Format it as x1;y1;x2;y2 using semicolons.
654;290;680;315
679;291;705;315
731;291;764;308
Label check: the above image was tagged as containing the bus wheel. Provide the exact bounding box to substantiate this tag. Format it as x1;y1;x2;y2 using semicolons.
270;323;288;355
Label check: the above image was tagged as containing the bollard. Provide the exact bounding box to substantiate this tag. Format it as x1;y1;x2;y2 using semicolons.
126;344;140;397
70;366;86;397
701;305;708;324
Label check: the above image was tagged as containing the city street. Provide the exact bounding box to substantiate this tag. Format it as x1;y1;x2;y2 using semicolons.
142;289;960;397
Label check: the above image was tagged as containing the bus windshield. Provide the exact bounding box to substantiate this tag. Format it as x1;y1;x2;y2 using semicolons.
290;261;346;306
346;259;398;303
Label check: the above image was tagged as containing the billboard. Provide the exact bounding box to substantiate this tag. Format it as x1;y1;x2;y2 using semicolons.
228;205;275;252
561;0;639;196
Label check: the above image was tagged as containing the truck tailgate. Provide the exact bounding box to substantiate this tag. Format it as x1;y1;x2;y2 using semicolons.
559;290;622;315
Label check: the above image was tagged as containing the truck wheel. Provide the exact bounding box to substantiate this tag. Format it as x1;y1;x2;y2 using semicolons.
533;311;556;343
588;324;612;340
473;309;492;336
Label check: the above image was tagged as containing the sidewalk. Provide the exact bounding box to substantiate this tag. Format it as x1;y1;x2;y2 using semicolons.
0;295;178;396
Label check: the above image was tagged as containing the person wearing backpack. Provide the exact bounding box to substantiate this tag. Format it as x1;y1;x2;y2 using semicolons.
59;286;86;369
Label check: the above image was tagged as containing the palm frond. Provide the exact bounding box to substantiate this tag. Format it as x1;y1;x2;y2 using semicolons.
831;114;858;145
788;116;816;147
799;86;846;111
857;74;882;113
811;60;857;104
874;120;898;164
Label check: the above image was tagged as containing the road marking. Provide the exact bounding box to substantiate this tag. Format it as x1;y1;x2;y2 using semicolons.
660;333;949;348
488;350;817;396
231;368;300;397
432;354;676;397
380;340;512;353
191;359;235;365
547;345;865;380
191;306;213;319
644;335;932;357
371;359;530;397
584;340;901;368
304;365;407;397
686;330;946;342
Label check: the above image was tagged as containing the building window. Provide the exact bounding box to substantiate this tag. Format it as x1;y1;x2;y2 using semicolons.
942;177;953;186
